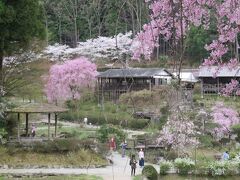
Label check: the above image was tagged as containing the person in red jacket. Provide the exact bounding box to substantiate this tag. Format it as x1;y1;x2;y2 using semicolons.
109;137;116;151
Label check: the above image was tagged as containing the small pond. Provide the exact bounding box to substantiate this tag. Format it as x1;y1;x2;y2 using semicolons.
160;175;240;180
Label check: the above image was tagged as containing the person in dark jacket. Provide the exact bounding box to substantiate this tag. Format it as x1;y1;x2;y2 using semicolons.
130;154;137;176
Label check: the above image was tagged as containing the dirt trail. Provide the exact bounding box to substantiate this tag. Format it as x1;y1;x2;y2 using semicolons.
0;152;159;180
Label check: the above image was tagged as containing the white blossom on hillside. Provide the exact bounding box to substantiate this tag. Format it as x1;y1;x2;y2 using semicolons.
3;51;40;66
42;32;134;61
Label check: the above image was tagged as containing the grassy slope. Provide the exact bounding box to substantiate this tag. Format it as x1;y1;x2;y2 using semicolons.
0;147;107;167
193;93;240;114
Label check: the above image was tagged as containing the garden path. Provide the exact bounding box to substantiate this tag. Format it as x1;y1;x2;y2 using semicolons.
39;119;146;139
0;152;159;180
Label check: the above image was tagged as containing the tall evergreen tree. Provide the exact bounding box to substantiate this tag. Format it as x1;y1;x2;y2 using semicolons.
0;0;45;72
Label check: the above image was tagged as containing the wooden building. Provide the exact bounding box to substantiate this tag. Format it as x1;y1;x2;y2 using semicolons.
198;66;240;96
97;68;173;102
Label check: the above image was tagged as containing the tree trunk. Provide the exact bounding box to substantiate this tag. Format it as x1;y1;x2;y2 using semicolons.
0;53;3;72
0;52;3;93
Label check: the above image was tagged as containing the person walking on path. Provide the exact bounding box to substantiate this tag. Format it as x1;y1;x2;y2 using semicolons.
109;137;116;151
129;154;137;176
138;148;144;168
120;140;127;157
222;151;230;160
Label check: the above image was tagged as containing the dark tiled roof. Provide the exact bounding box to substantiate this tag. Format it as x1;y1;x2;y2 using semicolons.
97;68;172;78
6;103;68;113
199;66;240;77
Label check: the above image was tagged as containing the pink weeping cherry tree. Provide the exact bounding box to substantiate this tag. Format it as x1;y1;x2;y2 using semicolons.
45;57;98;103
132;0;240;148
132;0;240;83
211;102;240;139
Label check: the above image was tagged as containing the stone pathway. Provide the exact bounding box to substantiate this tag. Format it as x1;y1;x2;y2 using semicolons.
0;152;159;180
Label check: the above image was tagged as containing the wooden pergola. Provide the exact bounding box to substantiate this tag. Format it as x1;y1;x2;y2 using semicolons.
5;103;68;141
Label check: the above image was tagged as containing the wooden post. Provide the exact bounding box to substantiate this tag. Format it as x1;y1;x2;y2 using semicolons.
17;113;20;141
25;113;29;136
217;77;220;95
201;79;204;98
55;113;57;138
48;113;51;140
149;80;152;91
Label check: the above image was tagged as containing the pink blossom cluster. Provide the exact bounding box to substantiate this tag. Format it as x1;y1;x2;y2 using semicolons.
157;114;199;150
221;79;240;96
203;1;240;68
132;0;211;59
132;0;240;70
45;57;97;103
211;102;240;138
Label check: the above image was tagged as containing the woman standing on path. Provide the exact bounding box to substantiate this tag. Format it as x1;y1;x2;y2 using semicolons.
138;149;144;168
120;140;127;157
129;155;137;176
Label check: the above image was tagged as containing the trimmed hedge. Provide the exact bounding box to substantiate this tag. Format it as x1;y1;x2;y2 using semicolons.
142;165;158;180
31;139;94;153
59;111;149;129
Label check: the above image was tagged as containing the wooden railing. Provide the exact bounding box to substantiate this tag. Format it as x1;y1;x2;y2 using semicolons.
100;84;150;91
203;84;225;93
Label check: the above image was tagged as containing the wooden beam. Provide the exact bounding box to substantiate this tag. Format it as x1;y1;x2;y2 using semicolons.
25;113;29;136
48;113;51;140
17;113;20;141
55;113;57;138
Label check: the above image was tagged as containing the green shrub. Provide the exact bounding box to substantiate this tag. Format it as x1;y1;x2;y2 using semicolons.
232;124;240;143
32;138;94;153
174;158;195;175
142;165;158;180
59;111;83;122
87;112;106;125
0;128;7;144
207;160;239;176
5;114;18;136
128;119;149;129
160;160;172;175
199;135;213;147
165;150;178;160
119;89;153;105
96;125;125;146
60;98;149;129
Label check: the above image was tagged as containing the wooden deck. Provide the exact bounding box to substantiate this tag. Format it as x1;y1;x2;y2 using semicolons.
126;138;164;150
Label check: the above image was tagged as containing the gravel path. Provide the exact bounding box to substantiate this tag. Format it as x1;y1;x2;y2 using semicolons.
0;152;158;180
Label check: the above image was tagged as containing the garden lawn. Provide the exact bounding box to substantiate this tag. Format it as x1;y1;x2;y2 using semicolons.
0;147;107;168
60;100;150;129
36;126;96;140
3;175;103;180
